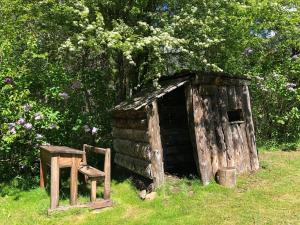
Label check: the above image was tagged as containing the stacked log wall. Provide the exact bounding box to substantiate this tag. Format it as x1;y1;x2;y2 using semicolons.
112;109;153;179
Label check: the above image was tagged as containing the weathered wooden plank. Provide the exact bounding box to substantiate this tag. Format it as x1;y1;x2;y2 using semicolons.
239;123;251;171
217;86;235;168
240;85;259;170
114;153;152;178
227;86;238;110
193;85;213;185
185;83;201;176
113;139;152;161
147;100;164;187
50;156;59;210
112;127;150;143
199;85;218;96
112;118;148;130
201;88;219;176
103;148;111;200
112;109;147;119
194;75;251;86
231;124;243;173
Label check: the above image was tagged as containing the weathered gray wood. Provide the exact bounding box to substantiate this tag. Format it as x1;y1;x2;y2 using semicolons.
90;178;97;203
216;167;236;188
113;139;152;161
112;127;150;143
239;123;251;171
112;118;148;130
194;75;251;86
193;85;213;185
50;156;59;210
231;124;244;173
147;100;164;188
185;83;200;176
112;109;147;119
241;85;259;170
201;90;219;176
40;145;84;155
70;155;79;205
114;153;152;178
103;148;111;200
217;86;235;168
227;86;238;110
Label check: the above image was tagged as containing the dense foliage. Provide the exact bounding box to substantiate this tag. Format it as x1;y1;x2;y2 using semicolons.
0;0;299;180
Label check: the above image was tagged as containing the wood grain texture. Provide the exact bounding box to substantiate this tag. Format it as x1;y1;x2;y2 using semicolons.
103;148;111;200
114;153;153;178
192;86;213;185
50;156;59;209
241;85;259;170
113;139;152;161
112;127;150;143
112;118;148;130
147;101;164;187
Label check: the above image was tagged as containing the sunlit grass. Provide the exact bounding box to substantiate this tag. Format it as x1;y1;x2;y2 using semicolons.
1;151;300;225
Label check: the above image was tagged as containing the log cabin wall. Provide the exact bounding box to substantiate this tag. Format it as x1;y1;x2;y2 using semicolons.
157;86;197;175
190;76;259;185
112;108;154;179
112;72;259;188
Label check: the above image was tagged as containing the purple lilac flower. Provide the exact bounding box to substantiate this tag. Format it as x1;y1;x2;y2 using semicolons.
8;123;16;134
9;127;16;134
17;118;26;125
4;76;13;84
71;80;82;90
34;112;43;121
244;47;253;56
83;125;90;133
23;104;32;112
58;92;70;100
91;127;98;135
24;123;33;130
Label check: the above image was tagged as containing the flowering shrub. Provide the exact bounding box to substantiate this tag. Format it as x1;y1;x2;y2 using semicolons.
0;0;299;181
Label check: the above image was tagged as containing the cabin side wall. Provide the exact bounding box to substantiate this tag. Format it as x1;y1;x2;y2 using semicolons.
112;108;153;179
112;103;165;188
189;77;259;185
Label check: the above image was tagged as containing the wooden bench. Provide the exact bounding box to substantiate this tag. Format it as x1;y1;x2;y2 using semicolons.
80;144;111;204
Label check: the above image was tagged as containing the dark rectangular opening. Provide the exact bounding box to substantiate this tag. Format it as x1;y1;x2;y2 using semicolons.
227;109;244;123
157;86;197;177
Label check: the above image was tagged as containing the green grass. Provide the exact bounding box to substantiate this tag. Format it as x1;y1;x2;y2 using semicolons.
1;151;300;225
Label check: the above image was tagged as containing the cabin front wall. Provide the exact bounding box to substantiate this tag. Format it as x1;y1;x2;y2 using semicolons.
187;81;259;185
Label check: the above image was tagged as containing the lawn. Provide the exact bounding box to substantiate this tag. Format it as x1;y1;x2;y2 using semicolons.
0;150;299;225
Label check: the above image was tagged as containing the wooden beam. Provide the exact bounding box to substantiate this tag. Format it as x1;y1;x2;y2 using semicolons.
240;85;259;171
112;127;150;143
113;139;152;161
112;109;147;119
114;153;153;179
147;100;164;188
112;118;148;130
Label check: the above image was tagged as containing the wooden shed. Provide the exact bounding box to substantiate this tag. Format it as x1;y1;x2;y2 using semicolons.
112;72;259;188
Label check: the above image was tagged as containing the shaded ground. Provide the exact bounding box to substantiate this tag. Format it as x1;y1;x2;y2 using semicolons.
0;151;299;225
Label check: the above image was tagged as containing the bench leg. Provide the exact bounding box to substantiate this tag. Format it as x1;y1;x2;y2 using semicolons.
90;178;97;203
